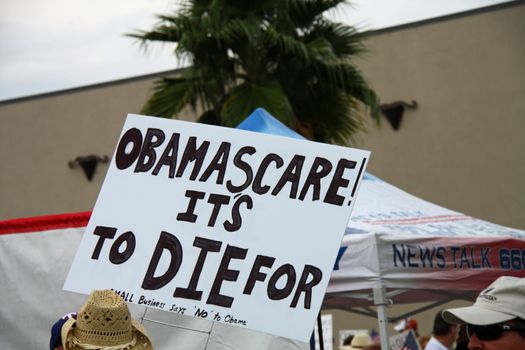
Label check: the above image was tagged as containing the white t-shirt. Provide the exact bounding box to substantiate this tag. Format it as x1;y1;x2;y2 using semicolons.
424;336;449;350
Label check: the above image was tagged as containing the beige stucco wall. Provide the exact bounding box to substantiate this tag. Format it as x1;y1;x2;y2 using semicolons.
352;3;525;229
0;75;195;219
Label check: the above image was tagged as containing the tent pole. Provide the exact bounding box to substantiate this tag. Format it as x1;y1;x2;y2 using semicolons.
373;286;390;350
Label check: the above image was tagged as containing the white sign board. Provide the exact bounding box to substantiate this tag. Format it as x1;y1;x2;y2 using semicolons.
64;114;370;342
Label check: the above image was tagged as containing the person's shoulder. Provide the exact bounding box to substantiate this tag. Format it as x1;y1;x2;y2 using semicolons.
50;313;77;350
423;336;447;350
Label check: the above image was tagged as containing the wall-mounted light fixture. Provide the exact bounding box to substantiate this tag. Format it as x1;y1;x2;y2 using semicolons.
68;155;109;181
380;100;418;130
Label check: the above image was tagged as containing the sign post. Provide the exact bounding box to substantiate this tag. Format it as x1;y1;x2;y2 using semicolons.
64;113;370;342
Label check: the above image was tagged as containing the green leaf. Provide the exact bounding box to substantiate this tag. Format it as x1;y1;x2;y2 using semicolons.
221;80;294;127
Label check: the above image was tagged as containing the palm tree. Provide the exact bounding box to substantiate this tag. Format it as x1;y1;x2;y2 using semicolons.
128;0;380;145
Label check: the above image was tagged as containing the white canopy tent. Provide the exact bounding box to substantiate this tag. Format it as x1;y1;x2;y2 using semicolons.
239;109;525;349
324;174;525;349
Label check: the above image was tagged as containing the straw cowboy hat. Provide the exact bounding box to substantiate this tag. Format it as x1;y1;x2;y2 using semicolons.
61;290;153;350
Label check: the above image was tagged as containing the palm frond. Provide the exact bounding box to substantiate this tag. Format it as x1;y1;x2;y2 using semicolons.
264;26;310;62
291;90;365;144
304;37;338;62
126;26;182;44
141;78;196;118
288;0;348;28
216;18;260;44
221;80;294;127
141;68;222;118
133;0;380;144
305;21;366;58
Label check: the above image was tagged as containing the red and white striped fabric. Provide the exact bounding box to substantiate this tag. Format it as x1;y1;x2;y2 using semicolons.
0;212;89;349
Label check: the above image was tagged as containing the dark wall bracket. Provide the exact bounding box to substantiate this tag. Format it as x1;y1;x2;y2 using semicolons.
68;155;109;181
380;100;418;130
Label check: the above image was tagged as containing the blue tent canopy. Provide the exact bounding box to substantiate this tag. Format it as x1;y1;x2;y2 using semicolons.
236;108;306;140
236;108;378;181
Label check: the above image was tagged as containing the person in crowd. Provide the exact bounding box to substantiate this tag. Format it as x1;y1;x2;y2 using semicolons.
424;310;457;350
341;334;354;346
394;318;420;338
454;325;469;350
394;317;421;348
50;313;77;350
442;276;525;350
362;344;381;350
339;331;374;350
419;334;431;349
50;290;153;350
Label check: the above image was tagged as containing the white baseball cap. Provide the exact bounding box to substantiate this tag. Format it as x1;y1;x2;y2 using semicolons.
442;276;525;325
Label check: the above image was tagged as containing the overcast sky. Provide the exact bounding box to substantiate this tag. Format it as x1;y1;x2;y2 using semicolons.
0;0;513;101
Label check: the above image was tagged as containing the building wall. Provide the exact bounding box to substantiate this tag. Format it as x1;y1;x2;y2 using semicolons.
0;74;195;220
353;3;525;229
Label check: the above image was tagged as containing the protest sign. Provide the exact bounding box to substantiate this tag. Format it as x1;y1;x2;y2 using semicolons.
64;113;370;341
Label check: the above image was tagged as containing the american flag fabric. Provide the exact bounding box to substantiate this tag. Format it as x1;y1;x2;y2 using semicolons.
402;330;421;350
